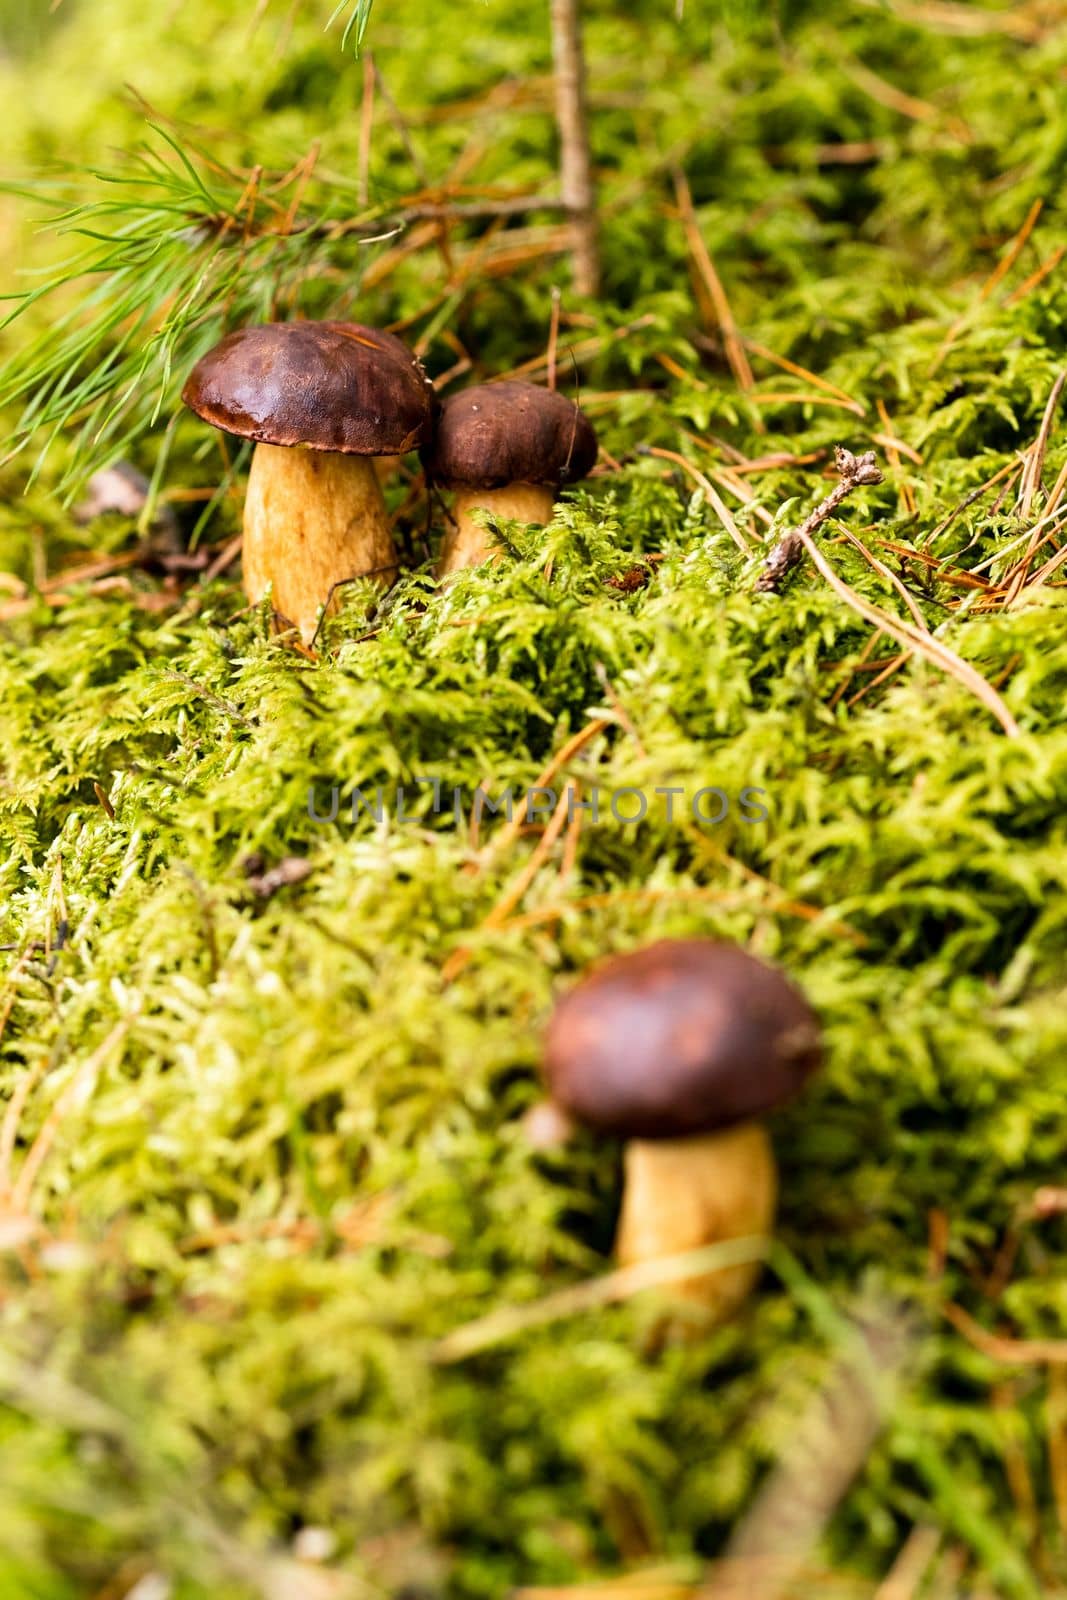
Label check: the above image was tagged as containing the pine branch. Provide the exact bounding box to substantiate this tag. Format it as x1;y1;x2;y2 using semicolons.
0;129;404;497
324;0;375;52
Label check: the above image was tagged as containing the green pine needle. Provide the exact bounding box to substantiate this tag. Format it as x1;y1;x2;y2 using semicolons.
0;128;392;498
325;0;375;51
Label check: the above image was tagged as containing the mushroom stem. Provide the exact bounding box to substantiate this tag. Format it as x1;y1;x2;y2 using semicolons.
243;443;398;642
373;453;406;485
437;483;556;575
615;1120;777;1327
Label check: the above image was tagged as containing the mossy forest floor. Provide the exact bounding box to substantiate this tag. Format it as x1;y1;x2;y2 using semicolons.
2;1;1067;1595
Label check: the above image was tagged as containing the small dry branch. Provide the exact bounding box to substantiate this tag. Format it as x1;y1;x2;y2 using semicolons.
550;0;600;295
756;446;884;593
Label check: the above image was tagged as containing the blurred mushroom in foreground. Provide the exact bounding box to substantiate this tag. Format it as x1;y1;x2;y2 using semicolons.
424;380;597;575
74;461;181;552
541;939;822;1331
183;321;436;641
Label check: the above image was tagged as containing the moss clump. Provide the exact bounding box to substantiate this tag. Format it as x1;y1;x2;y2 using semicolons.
3;2;1067;1596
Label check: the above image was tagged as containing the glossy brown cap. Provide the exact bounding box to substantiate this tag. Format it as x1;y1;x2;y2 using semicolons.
424;381;598;489
544;940;821;1140
182;321;437;455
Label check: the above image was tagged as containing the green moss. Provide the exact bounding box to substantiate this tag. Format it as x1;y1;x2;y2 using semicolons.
2;2;1067;1596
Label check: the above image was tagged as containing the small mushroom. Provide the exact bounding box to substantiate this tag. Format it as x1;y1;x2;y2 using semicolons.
183;321;437;641
424;380;598;575
542;939;822;1328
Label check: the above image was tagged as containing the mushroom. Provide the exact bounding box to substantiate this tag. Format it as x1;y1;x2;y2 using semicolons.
424;380;598;575
182;321;437;641
542;939;822;1328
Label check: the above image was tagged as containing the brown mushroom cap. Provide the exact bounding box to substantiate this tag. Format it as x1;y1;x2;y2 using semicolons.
424;380;598;490
182;321;437;455
544;939;821;1139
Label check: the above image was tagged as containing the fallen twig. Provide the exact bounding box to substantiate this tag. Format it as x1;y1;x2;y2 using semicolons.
756;447;884;593
550;0;600;294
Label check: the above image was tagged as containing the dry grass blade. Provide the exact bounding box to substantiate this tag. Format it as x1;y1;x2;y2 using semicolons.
932;200;1044;372
1017;369;1066;521
1005;243;1066;306
442;786;576;983
828;631;881;708
671;168;756;396
742;338;866;415
707;449;827;475
1034;454;1067;523
656;351;708;390
9;1015;135;1213
796;530;1021;737
870;431;923;467
857;0;1049;41
843;58;971;142
873;1527;941;1600
876;399;916;516
846;651;910;711
969;499;1067;575
943;1302;1067;1365
431;1237;770;1363
1048;1368;1067;1540
837;530;929;633
1004;500;1067;599
708;468;776;527
991;1380;1039;1547
1024;537;1067;591
557;784;583;890
594;660;647;756
0;1062;45;1202
515;1581;693;1600
0;948;36;1057
502;315;658;383
923;458;1021;549
516;1569;870;1600
700;1565;871;1600
645;446;751;553
472;717;612;873
202;531;244;583
750;392;866;415
494;884;866;945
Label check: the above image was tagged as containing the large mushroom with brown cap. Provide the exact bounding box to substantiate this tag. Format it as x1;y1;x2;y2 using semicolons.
424;380;598;575
541;939;822;1328
183;321;436;641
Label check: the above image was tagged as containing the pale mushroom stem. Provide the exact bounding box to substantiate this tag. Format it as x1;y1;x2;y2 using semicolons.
615;1120;777;1327
243;443;398;642
438;483;556;575
373;454;406;485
